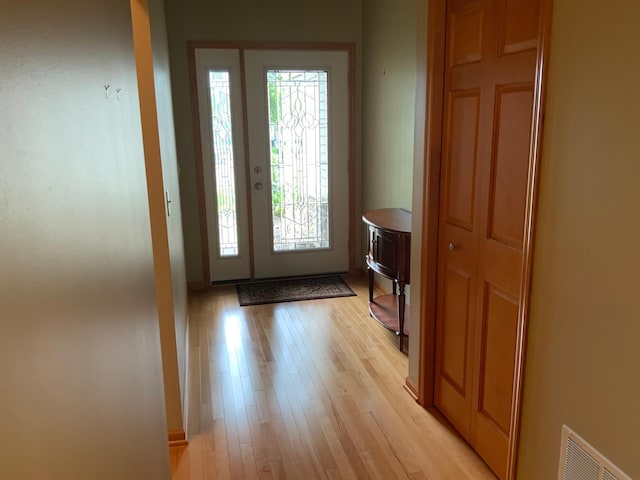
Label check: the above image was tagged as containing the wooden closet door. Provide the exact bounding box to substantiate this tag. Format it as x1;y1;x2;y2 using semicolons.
434;0;540;478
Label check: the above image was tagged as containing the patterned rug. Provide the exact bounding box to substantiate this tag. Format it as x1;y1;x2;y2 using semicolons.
236;275;356;306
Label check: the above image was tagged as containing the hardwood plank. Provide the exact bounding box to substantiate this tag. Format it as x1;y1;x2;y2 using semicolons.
213;419;231;479
245;404;272;478
309;398;359;480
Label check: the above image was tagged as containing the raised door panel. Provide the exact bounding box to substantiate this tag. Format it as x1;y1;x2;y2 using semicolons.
441;265;472;395
449;2;485;66
435;263;474;438
499;0;540;54
443;90;481;231
473;283;519;479
477;284;518;435
487;84;534;249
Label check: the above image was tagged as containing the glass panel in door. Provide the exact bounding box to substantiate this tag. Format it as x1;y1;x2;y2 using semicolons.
209;70;239;257
267;70;330;252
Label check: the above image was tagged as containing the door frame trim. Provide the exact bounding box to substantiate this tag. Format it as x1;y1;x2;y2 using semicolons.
188;41;356;284
415;1;553;478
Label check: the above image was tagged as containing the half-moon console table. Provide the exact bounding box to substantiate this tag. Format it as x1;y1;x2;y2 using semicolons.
362;208;411;351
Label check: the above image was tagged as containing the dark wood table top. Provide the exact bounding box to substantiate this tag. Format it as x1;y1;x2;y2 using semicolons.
362;208;412;235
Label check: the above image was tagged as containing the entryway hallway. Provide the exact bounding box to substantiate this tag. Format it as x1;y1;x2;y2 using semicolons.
170;276;495;479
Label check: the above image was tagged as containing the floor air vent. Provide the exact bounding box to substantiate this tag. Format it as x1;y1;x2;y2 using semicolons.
559;426;631;480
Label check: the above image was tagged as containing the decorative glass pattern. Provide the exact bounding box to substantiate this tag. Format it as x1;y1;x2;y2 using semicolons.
208;70;239;257
267;70;330;252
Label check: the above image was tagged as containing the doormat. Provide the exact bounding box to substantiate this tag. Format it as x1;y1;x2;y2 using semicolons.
236;275;356;306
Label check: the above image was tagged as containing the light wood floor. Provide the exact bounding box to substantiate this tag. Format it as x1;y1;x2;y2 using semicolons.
170;275;495;480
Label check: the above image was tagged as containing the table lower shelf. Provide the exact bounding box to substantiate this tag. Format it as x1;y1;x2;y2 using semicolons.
368;294;409;336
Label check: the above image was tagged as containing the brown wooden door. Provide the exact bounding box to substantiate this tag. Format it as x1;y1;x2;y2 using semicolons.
433;0;541;478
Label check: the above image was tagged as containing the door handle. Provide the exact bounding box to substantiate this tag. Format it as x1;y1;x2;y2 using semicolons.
254;182;264;190
448;242;458;251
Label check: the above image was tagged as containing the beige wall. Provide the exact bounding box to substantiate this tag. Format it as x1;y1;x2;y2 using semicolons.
517;0;640;477
0;0;170;478
163;0;363;282
362;0;417;214
131;0;189;433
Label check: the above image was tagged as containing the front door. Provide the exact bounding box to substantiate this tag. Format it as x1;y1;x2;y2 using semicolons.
194;47;350;282
433;0;541;478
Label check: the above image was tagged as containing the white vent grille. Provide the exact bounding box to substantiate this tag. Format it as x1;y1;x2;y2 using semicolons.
559;426;632;480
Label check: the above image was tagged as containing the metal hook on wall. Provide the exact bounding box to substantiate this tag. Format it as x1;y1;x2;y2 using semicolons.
105;85;125;101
